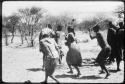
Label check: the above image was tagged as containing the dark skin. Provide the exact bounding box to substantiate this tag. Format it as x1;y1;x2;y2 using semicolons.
89;27;110;79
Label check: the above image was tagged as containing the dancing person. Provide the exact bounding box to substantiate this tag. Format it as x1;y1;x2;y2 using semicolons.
40;34;60;83
39;24;55;71
89;25;111;79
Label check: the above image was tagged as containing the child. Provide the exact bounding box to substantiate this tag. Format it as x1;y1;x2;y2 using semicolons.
89;25;111;79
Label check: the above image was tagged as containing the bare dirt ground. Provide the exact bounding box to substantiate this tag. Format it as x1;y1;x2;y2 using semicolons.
2;31;124;83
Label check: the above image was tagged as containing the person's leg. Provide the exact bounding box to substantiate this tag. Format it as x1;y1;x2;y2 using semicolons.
108;46;115;63
67;64;73;73
74;66;81;77
41;71;48;83
116;58;121;71
101;64;110;79
96;50;105;74
98;64;105;74
42;55;45;71
50;75;60;83
116;47;122;71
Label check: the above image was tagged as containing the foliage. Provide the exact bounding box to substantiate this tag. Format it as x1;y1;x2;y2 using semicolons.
17;6;47;46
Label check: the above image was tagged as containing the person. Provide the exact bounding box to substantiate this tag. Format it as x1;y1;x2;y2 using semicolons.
65;25;76;40
65;32;82;77
55;24;62;44
39;34;60;83
89;24;111;79
107;21;118;63
115;21;124;71
54;24;64;64
39;24;55;71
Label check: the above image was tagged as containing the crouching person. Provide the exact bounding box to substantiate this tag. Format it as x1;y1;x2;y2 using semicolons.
40;34;60;83
89;25;111;79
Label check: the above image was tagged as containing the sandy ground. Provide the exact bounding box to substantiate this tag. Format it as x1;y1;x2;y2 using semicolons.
2;32;124;83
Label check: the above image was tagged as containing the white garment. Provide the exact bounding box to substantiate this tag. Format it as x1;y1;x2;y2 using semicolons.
40;38;59;58
41;27;55;36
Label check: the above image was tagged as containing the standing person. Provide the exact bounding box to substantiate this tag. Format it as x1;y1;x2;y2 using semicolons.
55;24;63;44
115;22;124;71
89;25;111;79
39;24;55;71
107;21;118;63
55;24;64;64
39;34;60;83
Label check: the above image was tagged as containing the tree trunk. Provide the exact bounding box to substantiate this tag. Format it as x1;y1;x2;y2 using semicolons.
21;34;24;44
30;27;34;47
19;27;24;44
24;36;29;45
11;26;15;43
4;30;8;46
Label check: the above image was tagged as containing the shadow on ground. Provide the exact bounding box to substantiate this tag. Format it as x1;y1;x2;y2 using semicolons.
108;69;118;73
55;74;103;80
26;68;43;72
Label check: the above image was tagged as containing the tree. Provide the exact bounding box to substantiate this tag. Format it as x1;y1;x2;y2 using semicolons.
2;16;9;46
41;14;73;32
113;4;124;23
7;15;20;43
18;6;47;47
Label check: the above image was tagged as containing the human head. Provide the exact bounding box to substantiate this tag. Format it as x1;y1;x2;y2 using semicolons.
108;21;114;28
42;34;50;38
47;24;52;29
65;33;75;46
67;25;74;33
93;25;100;33
119;22;123;28
57;24;63;31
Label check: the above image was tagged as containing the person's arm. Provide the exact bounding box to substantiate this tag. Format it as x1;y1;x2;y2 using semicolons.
54;39;60;54
39;32;43;52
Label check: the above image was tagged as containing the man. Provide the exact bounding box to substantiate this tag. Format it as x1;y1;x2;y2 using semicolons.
39;24;55;71
115;22;124;71
89;25;111;79
107;21;118;63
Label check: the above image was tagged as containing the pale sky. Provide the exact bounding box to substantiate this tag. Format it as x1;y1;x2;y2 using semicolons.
2;1;124;22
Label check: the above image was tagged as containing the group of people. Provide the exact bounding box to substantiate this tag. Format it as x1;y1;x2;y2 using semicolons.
89;21;124;79
39;19;124;83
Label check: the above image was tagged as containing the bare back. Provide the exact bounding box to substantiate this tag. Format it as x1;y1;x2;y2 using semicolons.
96;32;107;49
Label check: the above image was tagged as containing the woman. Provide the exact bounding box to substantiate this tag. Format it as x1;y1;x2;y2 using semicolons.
40;34;60;83
65;26;82;77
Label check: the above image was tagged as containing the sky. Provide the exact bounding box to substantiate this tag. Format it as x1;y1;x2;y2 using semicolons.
2;1;124;22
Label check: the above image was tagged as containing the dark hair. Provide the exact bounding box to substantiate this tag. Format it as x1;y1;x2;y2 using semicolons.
67;25;73;32
42;34;49;38
119;22;123;28
57;25;63;31
108;21;113;26
67;25;75;35
93;25;100;32
48;24;52;29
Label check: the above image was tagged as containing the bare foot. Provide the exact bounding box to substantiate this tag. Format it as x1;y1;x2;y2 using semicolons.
104;73;110;79
40;80;47;84
76;73;81;77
